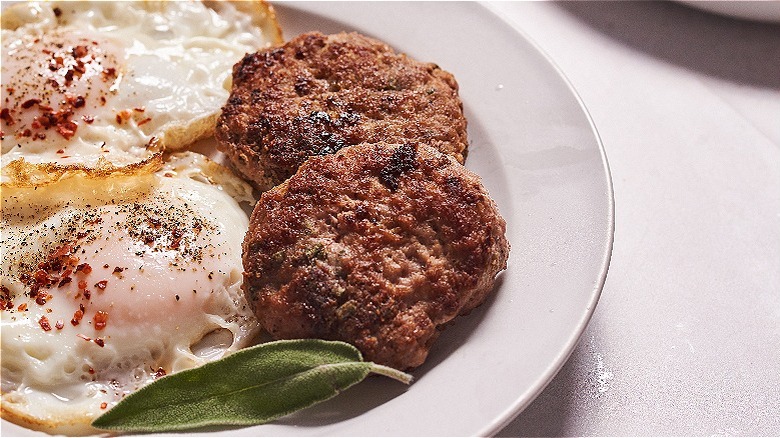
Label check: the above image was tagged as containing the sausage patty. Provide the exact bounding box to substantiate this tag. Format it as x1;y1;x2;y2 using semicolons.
242;142;509;370
216;32;469;191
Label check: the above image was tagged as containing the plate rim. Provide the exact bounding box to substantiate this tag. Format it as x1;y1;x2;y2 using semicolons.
477;1;615;434
0;1;616;436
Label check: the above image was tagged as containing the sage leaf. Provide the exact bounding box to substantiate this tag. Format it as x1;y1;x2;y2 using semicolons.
91;339;412;432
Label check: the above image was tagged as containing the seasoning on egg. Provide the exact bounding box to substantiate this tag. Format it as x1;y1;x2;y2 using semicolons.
93;310;108;330
35;293;49;306
0;286;13;310
38;316;52;331
71;308;84;326
0;0;279;427
0;32;120;142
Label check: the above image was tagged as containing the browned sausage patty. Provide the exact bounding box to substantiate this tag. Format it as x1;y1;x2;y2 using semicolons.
242;142;509;370
216;32;469;191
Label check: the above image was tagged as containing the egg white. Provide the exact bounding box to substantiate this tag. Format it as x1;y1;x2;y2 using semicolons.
0;153;258;433
1;0;281;183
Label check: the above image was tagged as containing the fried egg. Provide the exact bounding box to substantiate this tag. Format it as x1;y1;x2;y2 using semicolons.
1;1;282;184
0;152;258;433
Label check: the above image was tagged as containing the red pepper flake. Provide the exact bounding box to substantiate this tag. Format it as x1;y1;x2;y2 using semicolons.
88;366;95;374
82;115;95;124
71;309;84;325
58;277;72;288
94;310;108;330
115;110;131;124
83;289;91;300
55;320;64;330
112;267;124;274
39;316;52;331
78;280;87;290
76;263;93;274
0;108;13;125
57;120;78;140
18;303;27;311
35;293;49;306
133;107;145;112
67;95;86;108
94;338;105;347
53;6;62;16
52;243;73;259
21;99;41;109
102;68;117;80
137;117;152;126
94;280;108;290
153;367;166;378
103;264;110;269
100;402;108;409
34;269;48;284
72;45;89;58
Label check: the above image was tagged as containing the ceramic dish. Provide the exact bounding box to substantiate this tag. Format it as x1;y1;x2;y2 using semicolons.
0;2;614;436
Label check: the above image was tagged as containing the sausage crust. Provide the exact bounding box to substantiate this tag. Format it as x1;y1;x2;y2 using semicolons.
216;32;469;191
242;142;509;370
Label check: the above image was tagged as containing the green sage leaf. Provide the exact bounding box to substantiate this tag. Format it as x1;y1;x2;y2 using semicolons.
91;339;412;432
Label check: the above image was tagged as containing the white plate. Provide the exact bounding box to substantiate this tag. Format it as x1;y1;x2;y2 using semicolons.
1;2;614;436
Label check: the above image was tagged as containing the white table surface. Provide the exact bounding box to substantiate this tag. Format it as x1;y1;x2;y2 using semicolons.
489;1;780;436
